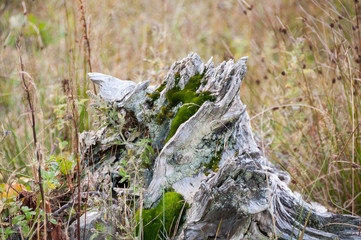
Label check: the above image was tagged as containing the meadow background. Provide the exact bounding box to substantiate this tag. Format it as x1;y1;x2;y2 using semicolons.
0;0;360;219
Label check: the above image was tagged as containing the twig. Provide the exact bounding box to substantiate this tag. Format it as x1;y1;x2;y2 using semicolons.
53;191;107;217
214;219;222;240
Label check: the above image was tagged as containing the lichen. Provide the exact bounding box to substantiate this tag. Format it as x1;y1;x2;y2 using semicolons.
164;73;215;143
135;192;189;240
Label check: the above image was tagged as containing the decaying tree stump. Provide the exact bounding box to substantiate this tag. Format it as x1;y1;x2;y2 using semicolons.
78;53;361;239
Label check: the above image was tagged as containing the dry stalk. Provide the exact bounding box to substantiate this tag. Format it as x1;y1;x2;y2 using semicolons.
78;0;97;95
16;43;48;240
63;78;82;240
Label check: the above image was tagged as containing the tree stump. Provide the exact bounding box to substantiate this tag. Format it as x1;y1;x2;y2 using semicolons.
79;53;361;240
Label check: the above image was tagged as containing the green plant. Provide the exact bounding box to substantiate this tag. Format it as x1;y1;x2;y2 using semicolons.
0;199;56;239
117;134;154;186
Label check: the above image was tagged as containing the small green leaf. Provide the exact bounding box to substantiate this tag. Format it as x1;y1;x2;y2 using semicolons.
21;206;31;212
50;218;57;224
59;141;68;150
12;215;25;224
4;226;17;235
21;225;30;236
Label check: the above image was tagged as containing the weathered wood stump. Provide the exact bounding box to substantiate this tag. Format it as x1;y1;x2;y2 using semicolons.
79;53;361;239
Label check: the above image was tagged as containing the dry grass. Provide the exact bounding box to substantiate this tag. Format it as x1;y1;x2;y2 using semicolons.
0;0;360;238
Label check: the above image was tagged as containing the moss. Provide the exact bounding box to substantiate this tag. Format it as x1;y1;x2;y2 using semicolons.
135;192;189;240
164;73;215;143
147;81;167;101
148;92;160;101
156;106;169;124
234;150;239;157
161;106;167;115
204;144;223;175
166;111;174;118
157;112;166;124
157;81;167;92
174;72;181;84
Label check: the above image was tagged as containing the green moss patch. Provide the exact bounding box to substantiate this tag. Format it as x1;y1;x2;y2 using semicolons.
147;81;167;101
164;73;215;143
174;72;181;84
135;192;188;240
148;91;160;101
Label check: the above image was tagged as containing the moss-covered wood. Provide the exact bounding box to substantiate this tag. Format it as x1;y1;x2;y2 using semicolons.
164;73;215;143
147;80;167;101
135;192;188;240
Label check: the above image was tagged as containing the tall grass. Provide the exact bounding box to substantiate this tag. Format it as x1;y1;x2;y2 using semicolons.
243;0;361;215
0;0;359;230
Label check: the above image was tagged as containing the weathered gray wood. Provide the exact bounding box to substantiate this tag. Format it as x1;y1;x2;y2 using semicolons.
88;72;137;102
80;53;361;240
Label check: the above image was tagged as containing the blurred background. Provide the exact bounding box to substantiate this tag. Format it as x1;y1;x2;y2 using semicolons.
0;0;360;215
